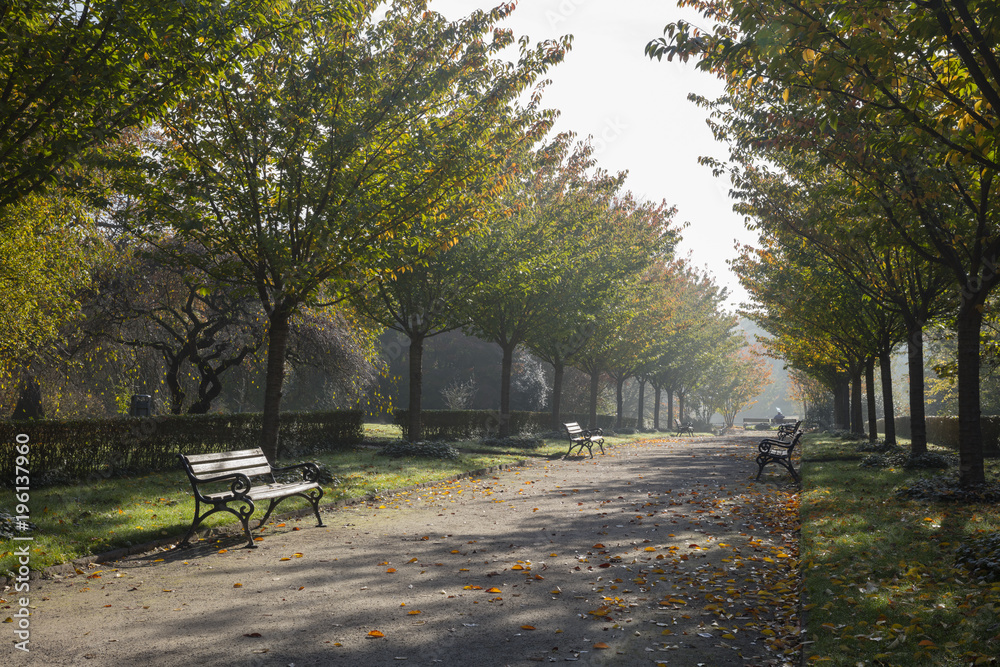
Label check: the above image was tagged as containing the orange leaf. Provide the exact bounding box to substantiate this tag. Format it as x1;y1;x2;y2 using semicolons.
218;549;228;554
487;587;501;593
233;583;243;588
593;642;610;649
521;625;535;630
918;640;936;647
593;543;605;549
408;610;422;615
386;568;396;573
368;630;385;638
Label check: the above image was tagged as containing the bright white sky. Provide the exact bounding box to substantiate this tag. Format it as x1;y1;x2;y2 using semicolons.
430;0;757;308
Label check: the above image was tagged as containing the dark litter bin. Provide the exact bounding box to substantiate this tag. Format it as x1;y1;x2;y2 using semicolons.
130;394;152;417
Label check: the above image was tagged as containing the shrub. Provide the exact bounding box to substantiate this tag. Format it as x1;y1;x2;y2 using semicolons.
0;410;364;487
895;474;1000;503
479;437;543;450
955;532;1000;583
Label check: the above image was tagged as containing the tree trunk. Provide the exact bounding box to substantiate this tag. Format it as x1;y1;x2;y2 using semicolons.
879;348;897;447
905;321;926;454
11;371;44;420
260;306;293;463
653;385;662;430
588;369;600;429
636;379;645;430
667;389;674;429
833;376;849;430
851;371;864;435
408;333;425;442
499;343;515;438
678;390;685;425
865;357;878;443
551;360;565;432
615;376;625;428
956;305;985;486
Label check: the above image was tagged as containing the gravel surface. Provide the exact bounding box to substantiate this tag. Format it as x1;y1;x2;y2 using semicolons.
14;433;802;666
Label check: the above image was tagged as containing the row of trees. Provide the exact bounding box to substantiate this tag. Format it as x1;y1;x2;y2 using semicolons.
649;0;1000;487
0;0;768;461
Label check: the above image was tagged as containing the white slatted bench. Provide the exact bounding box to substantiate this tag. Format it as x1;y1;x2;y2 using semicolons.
178;448;325;548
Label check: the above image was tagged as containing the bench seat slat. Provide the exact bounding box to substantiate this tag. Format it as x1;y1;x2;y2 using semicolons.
183;448;265;464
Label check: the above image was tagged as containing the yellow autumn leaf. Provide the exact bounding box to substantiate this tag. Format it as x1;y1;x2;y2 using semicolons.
487;587;501;593
368;630;385;638
521;625;535;630
233;583;243;588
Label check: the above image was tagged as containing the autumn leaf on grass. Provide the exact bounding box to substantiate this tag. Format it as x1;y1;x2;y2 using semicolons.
368;630;385;638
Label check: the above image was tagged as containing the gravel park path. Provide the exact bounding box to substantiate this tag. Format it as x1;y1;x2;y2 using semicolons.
14;433;802;667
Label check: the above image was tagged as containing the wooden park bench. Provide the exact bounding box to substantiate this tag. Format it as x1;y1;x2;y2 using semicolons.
754;430;802;482
776;420;802;440
178;448;325;548
563;422;605;458
674;419;694;437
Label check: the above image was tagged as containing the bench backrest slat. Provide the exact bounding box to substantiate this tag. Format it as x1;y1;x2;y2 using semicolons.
564;422;584;437
182;448;273;481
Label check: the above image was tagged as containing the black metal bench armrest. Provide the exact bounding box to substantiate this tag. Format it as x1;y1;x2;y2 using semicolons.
187;471;253;501
583;428;603;438
271;461;322;483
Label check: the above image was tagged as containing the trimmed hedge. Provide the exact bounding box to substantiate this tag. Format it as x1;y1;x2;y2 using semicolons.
877;416;1000;456
0;410;364;486
393;410;633;441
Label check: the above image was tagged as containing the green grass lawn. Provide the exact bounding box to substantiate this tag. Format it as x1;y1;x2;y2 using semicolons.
1;424;661;577
799;433;1000;666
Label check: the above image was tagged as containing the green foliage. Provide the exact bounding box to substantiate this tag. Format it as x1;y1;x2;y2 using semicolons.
0;411;364;485
0;192;101;374
0;0;278;209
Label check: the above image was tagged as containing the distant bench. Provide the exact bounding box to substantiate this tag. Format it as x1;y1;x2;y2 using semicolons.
178;448;326;548
563;422;605;458
743;416;799;429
